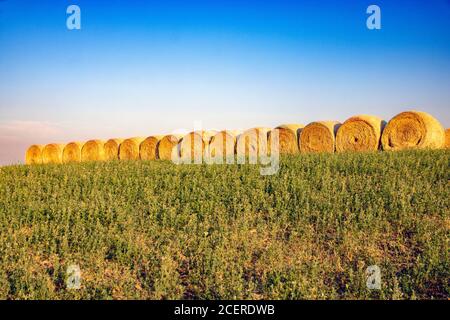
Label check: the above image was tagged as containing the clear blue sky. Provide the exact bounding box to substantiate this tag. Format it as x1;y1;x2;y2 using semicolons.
0;0;449;164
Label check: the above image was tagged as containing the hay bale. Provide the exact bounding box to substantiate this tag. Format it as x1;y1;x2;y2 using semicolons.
25;145;44;165
203;130;218;144
236;127;271;159
158;134;184;160
179;131;215;162
445;128;450;149
140;135;163;160
62;142;83;163
207;130;240;161
119;137;145;160
336;115;385;152
300;121;341;153
381;111;445;150
268;124;303;154
81;140;105;162
42;143;64;164
104;139;123;161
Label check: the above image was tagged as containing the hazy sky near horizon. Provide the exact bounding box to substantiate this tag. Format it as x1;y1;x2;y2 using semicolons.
0;0;449;165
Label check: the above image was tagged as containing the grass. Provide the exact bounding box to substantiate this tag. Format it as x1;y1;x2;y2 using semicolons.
0;150;448;300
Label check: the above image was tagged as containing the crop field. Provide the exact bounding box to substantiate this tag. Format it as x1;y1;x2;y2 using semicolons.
0;150;448;299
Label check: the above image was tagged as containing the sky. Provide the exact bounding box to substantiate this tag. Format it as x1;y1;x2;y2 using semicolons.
0;0;449;165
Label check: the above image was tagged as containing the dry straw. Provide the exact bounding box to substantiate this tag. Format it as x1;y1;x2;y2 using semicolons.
445;128;450;149
208;130;241;161
381;111;445;150
300;121;341;153
104;139;123;161
179;131;216;162
236;127;271;158
62;142;83;163
336;115;385;152
25;145;44;165
81;140;105;162
119;137;145;160
268;124;303;154
42;143;65;164
158;134;184;160
140;135;163;160
25;110;447;164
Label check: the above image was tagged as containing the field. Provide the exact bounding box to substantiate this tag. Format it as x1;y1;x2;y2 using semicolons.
0;150;448;299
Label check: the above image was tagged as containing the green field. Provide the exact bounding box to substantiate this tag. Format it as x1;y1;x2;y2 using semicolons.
0;150;448;299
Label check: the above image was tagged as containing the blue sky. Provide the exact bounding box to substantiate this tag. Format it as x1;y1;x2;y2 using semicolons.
0;0;449;164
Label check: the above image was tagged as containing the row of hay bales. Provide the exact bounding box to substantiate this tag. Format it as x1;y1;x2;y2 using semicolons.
25;110;450;165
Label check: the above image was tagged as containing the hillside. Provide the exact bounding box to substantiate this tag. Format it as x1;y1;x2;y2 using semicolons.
0;150;448;299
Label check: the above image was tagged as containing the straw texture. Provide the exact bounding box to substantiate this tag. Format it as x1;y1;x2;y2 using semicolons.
62;142;83;163
140;135;163;160
268;124;303;154
81;140;105;162
381;111;445;150
208;130;240;160
336;115;385;152
158;134;184;161
104;139;123;161
25;145;44;165
179;131;215;162
119;137;145;160
300;121;341;153
236;127;270;158
42;143;64;164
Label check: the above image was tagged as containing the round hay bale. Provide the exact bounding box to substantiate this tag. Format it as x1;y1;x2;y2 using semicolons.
381;111;445;150
300;121;341;153
81;140;105;162
42;143;64;164
119;137;145;160
25;144;44;165
445;128;450;149
208;130;240;160
268;124;303;154
336;115;385;152
179;131;214;162
104;139;123;161
158;134;183;160
140;135;163;160
203;130;218;144
236;127;271;158
62;142;83;163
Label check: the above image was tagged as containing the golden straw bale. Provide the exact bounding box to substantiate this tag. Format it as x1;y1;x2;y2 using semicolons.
236;127;271;158
158;134;184;160
336;115;385;152
445;128;450;149
300;121;341;153
62;142;83;163
179;131;214;162
104;139;123;161
140;135;164;160
42;143;65;164
202;130;218;145
25;145;44;165
228;130;243;138
208;130;240;160
381;111;445;150
268;124;303;154
81;140;106;162
119;137;145;160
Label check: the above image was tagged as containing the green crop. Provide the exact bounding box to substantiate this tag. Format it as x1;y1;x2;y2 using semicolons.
0;150;448;299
